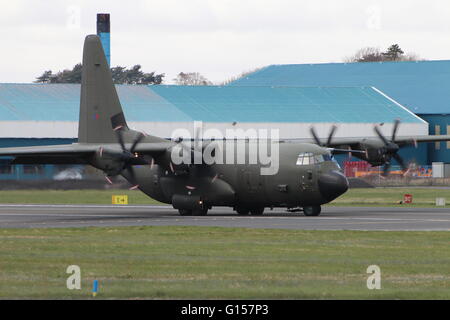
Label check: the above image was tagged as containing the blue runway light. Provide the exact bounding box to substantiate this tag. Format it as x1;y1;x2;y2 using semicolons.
92;279;99;297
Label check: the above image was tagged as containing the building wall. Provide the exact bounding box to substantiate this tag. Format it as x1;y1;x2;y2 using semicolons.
0;121;428;141
419;114;450;163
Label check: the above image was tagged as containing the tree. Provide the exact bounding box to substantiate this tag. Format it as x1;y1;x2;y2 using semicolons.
112;65;164;85
173;72;212;86
110;66;127;84
382;44;404;61
345;44;422;63
344;47;384;63
35;70;53;83
35;64;165;85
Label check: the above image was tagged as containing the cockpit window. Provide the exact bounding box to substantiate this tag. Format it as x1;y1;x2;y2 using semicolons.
296;152;318;165
296;152;333;165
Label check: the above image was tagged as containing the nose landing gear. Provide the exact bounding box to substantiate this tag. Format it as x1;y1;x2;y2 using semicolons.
286;205;322;216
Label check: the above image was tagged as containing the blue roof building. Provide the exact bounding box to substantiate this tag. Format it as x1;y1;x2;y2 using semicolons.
230;60;450;163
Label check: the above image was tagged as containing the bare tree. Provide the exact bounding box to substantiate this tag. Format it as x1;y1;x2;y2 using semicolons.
173;72;212;86
218;67;263;86
344;47;384;63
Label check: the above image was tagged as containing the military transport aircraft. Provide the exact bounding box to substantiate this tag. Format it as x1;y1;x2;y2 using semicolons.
1;35;450;217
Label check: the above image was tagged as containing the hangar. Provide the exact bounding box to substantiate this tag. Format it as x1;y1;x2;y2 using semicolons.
0;82;427;180
229;60;450;164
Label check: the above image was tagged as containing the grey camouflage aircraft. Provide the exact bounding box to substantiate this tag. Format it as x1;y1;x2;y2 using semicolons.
1;35;450;217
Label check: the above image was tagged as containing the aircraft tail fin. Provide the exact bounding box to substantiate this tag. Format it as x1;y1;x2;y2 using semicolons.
78;35;128;143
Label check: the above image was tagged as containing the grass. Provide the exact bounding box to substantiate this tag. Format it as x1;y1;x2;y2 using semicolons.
0;188;449;207
0;226;449;299
0;189;163;205
0;188;448;299
328;187;450;207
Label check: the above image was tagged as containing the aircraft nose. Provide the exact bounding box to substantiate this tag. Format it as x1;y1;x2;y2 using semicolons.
318;170;349;201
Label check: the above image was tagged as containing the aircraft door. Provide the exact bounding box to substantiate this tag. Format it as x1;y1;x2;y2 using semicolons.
240;166;266;202
243;168;262;193
300;169;314;192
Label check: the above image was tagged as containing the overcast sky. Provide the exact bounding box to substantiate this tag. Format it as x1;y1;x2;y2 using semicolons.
2;0;450;84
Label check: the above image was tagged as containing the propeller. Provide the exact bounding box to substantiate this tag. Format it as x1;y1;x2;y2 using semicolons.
99;127;148;188
310;125;337;147
373;119;408;176
310;125;366;157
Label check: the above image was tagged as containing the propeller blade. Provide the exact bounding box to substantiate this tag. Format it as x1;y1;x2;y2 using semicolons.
130;132;145;154
105;175;113;185
382;163;391;176
374;125;390;146
125;166;137;185
115;127;126;152
150;158;155;169
310;127;322;146
326;125;337;146
392;153;408;172
391;119;400;141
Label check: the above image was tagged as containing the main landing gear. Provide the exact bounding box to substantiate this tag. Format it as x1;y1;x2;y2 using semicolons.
235;207;265;216
178;208;208;216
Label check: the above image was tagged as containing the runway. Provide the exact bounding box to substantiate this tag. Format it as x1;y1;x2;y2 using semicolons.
0;204;449;230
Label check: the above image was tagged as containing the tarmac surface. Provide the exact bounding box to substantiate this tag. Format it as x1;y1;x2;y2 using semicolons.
0;204;449;231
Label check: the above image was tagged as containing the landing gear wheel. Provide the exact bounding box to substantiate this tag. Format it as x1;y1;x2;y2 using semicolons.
303;206;321;216
236;207;250;215
178;209;192;216
192;208;208;216
250;208;264;216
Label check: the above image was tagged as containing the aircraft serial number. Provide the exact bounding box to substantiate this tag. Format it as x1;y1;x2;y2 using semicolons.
225;304;269;315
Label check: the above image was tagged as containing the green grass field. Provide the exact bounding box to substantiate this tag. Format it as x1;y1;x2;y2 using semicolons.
0;226;449;299
0;189;163;205
330;187;450;207
0;188;449;207
0;188;449;299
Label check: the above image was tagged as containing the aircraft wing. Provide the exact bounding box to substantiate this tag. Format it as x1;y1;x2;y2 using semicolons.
292;135;450;149
0;144;98;164
394;135;450;146
0;142;172;165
